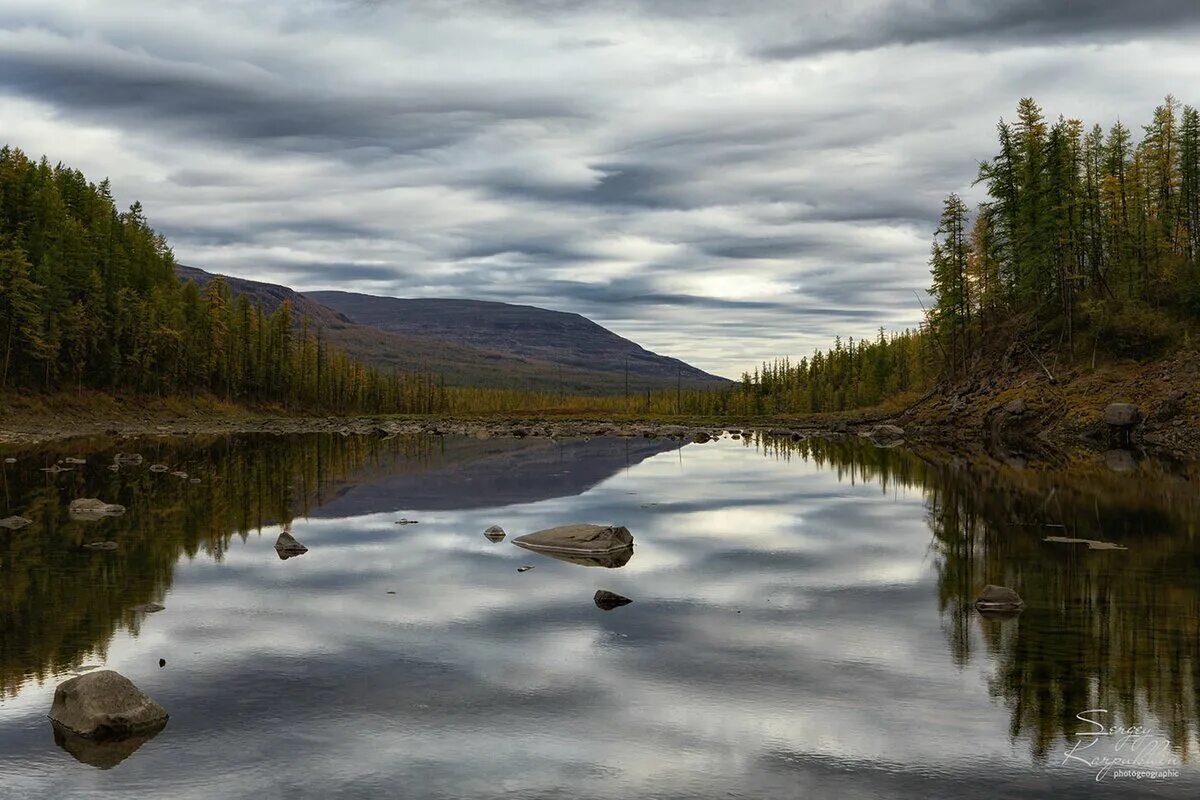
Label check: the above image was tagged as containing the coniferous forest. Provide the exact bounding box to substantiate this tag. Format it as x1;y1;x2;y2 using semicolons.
733;95;1200;415
0;146;443;412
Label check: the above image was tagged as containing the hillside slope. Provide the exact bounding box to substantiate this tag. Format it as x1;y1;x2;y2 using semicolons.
177;267;727;392
309;290;725;384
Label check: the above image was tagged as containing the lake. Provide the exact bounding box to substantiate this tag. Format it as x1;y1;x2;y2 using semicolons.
1;432;1198;799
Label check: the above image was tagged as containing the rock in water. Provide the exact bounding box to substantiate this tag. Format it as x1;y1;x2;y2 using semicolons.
274;530;308;558
513;524;633;555
81;541;119;551
484;525;506;542
48;670;169;739
1104;403;1142;427
133;603;166;613
594;590;633;610
3;457;16;464
69;499;127;521
149;464;169;473
974;584;1024;612
0;515;32;530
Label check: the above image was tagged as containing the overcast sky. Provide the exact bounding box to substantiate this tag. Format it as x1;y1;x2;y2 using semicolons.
2;1;1199;376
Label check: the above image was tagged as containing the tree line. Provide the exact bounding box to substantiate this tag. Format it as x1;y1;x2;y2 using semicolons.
730;95;1200;415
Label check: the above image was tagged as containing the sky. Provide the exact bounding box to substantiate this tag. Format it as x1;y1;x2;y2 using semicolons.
2;1;1199;377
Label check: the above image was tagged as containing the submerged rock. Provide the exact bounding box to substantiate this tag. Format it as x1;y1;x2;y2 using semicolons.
1104;449;1137;473
594;590;633;610
69;499;127;521
274;530;308;558
149;464;169;473
132;603;165;613
48;670;169;739
484;525;506;542
974;584;1024;612
81;541;118;551
0;515;32;530
517;565;535;573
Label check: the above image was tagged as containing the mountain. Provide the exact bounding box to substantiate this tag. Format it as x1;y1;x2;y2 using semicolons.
309;290;724;385
176;266;728;393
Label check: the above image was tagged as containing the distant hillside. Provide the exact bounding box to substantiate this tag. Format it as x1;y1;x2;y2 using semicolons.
177;266;728;393
309;290;726;385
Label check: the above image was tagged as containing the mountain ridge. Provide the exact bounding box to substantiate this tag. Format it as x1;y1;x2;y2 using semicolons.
175;266;728;393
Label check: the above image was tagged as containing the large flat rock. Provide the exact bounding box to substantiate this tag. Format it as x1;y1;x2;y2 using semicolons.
512;524;633;555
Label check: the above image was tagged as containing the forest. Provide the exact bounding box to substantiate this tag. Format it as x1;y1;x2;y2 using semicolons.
733;95;1200;415
0;146;445;413
3;95;1196;419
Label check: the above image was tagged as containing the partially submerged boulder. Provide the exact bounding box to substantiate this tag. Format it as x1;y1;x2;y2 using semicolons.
594;590;633;610
513;524;633;555
974;584;1024;612
1104;403;1142;428
0;515;32;530
484;525;506;543
48;670;169;739
274;530;308;559
69;499;127;521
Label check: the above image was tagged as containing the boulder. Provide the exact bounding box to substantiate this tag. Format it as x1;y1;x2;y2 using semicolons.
69;498;127;520
1104;403;1142;427
974;584;1024;612
513;524;633;555
0;515;32;530
484;525;506;543
274;530;308;558
594;590;633;611
48;670;169;739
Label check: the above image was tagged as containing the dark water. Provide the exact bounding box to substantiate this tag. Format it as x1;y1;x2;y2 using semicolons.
1;433;1198;799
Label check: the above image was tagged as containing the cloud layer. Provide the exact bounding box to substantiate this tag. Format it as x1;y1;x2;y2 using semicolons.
1;1;1197;375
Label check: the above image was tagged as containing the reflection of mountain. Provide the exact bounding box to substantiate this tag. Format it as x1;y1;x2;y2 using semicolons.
308;436;681;516
0;433;677;696
750;435;1200;763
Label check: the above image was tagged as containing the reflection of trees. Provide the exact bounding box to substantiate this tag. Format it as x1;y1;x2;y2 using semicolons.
0;433;438;697
751;434;1200;762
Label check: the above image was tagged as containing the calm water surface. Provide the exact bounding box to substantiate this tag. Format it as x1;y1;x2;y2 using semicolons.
1;433;1198;799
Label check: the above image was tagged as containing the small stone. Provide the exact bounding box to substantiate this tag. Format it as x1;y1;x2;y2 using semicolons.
40;465;73;474
149;464;169;473
0;515;32;530
974;584;1024;612
274;530;308;558
158;659;166;668
484;525;506;542
594;590;633;611
82;541;118;551
395;518;419;525
133;603;165;613
63;457;87;465
517;565;535;573
3;457;16;464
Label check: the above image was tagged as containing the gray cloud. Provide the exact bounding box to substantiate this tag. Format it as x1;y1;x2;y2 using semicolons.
0;1;1196;375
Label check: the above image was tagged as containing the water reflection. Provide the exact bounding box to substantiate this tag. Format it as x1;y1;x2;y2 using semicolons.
0;432;1196;797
